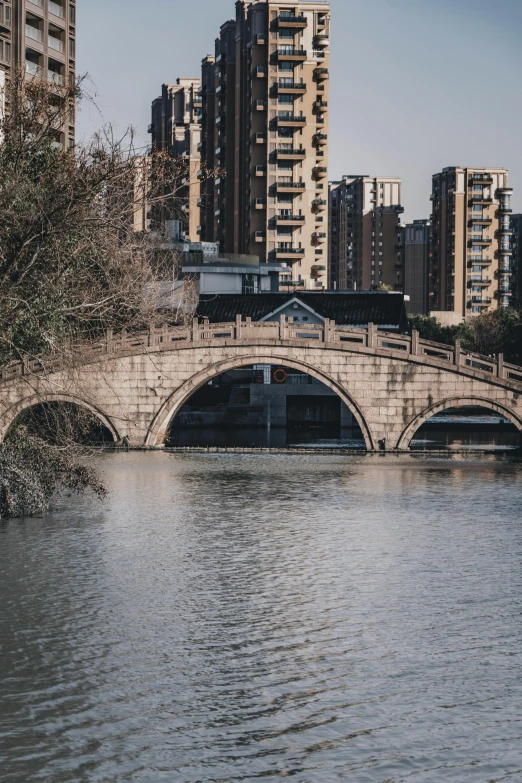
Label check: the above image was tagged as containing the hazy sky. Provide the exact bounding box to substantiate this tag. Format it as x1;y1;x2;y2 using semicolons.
77;0;522;221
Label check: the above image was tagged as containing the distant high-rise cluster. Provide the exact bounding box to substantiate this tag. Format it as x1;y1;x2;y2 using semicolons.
150;0;331;290
147;0;518;318
0;0;76;147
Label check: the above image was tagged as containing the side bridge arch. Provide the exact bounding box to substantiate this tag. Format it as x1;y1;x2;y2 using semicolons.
396;396;522;451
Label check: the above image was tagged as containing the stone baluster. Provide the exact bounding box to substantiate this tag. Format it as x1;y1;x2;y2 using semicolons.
498;353;504;379
279;314;287;340
236;314;242;340
148;322;156;348
192;318;200;342
367;322;376;348
323;318;330;343
411;330;419;356
454;339;461;367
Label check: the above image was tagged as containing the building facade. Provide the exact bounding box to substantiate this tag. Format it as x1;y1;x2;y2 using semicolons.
328;175;404;290
401;219;431;315
511;214;522;308
198;0;331;290
0;0;76;146
430;167;513;318
149;78;202;240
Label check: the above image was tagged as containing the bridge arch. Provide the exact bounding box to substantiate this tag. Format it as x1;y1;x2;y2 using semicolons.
0;392;121;444
396;396;522;451
145;354;376;450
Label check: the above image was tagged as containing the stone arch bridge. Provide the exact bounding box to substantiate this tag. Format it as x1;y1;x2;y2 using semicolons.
1;317;522;451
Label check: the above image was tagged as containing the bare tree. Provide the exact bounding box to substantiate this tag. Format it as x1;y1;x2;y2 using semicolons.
0;71;215;516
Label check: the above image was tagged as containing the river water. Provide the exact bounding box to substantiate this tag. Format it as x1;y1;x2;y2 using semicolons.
1;453;522;783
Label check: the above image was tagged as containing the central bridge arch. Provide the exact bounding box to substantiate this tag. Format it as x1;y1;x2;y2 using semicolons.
145;354;375;450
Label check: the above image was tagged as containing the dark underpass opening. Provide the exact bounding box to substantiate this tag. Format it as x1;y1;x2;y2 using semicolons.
167;365;366;449
12;402;114;446
410;405;520;452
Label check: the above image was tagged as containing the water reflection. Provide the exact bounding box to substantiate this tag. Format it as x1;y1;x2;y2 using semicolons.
1;453;522;782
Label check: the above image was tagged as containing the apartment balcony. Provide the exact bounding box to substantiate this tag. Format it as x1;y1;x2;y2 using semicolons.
314;67;329;81
312;232;327;243
277;80;307;94
48;34;65;54
48;69;64;85
495;227;513;238
256;34;267;45
254;231;266;243
275;214;306;226
313;132;328;146
469;196;493;206
254;132;267;144
470;174;493;185
276;113;307;127
468;279;491;287
276;46;307;62
313;100;328;113
314;33;330;48
26;24;43;44
470;297;492;306
312;198;327;212
468;237;492;247
25;60;42;78
313;166;327;180
193;96;202;106
49;1;65;20
255;99;267;111
275;147;306;159
467;257;492;266
311;264;326;277
277;13;308;28
468;217;492;226
275;181;306;193
255;165;266;177
255;198;267;210
256;66;267;78
497;204;513;215
497;247;513;257
275;246;306;259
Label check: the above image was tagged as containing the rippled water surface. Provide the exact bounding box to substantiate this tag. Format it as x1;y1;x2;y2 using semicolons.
1;453;522;783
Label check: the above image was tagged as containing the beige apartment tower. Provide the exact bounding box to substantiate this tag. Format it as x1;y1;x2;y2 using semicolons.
200;0;331;289
0;0;76;146
430;167;513;317
329;175;404;290
150;78;202;241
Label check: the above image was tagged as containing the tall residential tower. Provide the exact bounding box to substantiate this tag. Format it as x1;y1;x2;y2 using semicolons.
430;167;512;317
328;175;404;290
149;78;202;240
0;0;76;146
199;0;331;289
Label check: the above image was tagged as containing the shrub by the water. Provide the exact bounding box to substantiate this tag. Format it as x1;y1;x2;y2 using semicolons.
0;432;106;519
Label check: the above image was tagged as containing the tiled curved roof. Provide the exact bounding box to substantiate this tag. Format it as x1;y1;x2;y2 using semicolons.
196;292;407;330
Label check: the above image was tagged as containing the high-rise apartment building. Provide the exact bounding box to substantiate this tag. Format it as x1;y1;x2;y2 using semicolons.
0;0;76;146
199;0;331;289
511;214;522;307
430;167;513;317
401;219;431;315
328;175;404;290
197;20;237;252
149;78;202;240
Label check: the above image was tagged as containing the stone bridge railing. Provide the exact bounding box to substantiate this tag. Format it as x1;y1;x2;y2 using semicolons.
2;316;522;388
